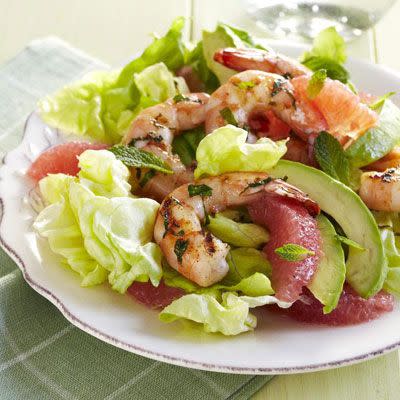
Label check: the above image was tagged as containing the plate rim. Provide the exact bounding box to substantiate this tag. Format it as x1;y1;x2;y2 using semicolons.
2;50;400;375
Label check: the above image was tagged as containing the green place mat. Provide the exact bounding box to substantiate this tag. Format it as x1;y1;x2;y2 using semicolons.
0;38;273;400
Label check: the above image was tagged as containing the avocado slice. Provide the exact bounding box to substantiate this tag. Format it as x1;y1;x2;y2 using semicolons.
346;100;400;167
308;214;346;313
202;25;244;84
268;160;387;298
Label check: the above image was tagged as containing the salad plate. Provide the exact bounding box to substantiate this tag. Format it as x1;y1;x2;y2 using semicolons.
1;39;400;375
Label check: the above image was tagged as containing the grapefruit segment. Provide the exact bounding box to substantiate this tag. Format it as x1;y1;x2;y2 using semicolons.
248;195;321;303
127;281;185;310
277;285;394;325
27;141;108;182
292;76;378;145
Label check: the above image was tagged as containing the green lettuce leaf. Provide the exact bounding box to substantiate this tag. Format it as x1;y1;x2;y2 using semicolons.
373;212;400;296
208;213;269;248
162;261;273;297
134;62;188;105
159;291;286;335
34;149;162;292
78;150;131;197
39;18;188;144
172;126;205;166
185;41;220;93
301;27;349;83
194;125;287;179
115;17;187;86
34;175;108;287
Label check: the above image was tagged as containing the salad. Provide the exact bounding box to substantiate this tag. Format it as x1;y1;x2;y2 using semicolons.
28;18;400;336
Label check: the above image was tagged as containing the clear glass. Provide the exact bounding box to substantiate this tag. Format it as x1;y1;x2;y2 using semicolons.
246;0;397;41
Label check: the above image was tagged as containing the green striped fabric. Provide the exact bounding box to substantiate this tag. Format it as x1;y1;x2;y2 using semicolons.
0;38;273;400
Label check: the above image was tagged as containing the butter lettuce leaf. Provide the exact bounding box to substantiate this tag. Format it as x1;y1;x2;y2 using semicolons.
159;291;289;335
301;26;349;83
39;18;188;144
78;150;131;197
34;149;162;292
194;125;287;178
373;212;400;297
34;175;108;287
163;261;273;297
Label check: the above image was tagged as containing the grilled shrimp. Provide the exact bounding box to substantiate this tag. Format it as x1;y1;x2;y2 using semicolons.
359;168;400;211
205;70;326;137
122;93;210;202
213;51;378;148
154;172;319;286
214;47;310;78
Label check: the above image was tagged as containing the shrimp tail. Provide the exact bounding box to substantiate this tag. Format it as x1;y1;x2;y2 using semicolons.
214;48;270;72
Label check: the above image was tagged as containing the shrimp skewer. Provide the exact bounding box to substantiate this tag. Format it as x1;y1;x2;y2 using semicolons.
154;172;319;287
122;93;210;202
214;47;310;78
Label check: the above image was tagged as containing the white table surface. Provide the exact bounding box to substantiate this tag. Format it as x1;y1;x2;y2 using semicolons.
1;0;400;399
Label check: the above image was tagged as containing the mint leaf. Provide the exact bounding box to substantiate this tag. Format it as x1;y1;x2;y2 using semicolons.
307;69;327;99
369;91;396;111
220;107;238;126
275;244;315;262
174;239;189;263
301;27;349;83
336;235;365;251
314;132;350;185
109;145;173;174
188;184;213;197
173;94;191;103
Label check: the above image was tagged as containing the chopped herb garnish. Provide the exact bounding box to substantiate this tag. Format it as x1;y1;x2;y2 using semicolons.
177;229;185;236
219;107;237;126
275;244;315;262
174;239;189;263
236;81;255;90
271;79;284;97
173;93;191;103
188;184;213;197
139;170;156;187
247;177;273;188
136;168;142;180
306;69;327;99
271;79;296;108
109;145;173;174
336;235;365;251
188;184;212;226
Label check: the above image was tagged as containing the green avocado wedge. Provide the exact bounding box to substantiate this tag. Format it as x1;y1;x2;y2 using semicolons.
268;160;387;298
345;100;400;168
308;215;346;313
202;25;244;84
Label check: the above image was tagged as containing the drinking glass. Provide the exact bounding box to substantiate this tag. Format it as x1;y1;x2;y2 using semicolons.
245;0;397;40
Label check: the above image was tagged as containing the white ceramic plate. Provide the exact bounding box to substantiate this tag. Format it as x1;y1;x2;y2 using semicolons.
1;44;400;375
